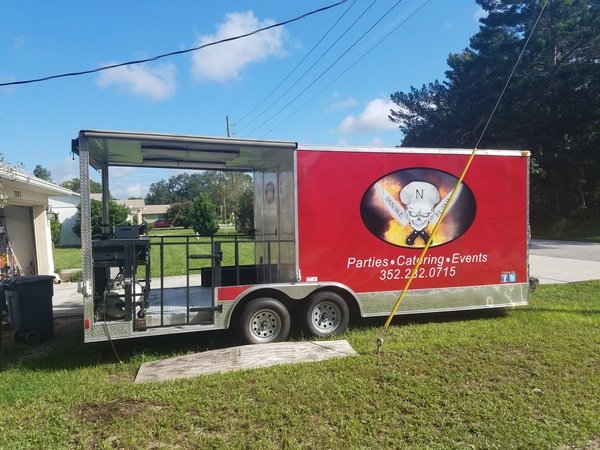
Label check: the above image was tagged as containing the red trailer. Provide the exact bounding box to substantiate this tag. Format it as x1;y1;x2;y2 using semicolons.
74;131;530;344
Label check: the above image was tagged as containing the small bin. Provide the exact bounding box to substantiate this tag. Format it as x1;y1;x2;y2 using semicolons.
4;275;54;344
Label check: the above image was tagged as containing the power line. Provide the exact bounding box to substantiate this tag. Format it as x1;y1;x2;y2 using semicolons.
0;0;348;88
236;0;375;134
266;0;434;136
474;0;550;149
234;0;360;130
246;0;406;137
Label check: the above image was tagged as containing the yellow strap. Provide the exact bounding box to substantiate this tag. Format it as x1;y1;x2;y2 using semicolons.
383;147;479;329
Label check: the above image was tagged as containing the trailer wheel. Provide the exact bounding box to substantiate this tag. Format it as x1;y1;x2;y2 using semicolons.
304;292;349;337
240;298;291;344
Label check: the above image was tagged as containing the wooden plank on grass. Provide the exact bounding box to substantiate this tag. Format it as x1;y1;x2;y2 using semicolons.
135;340;357;383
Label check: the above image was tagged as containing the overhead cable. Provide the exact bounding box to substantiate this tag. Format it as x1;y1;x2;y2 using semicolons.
236;0;374;134
382;0;551;330
234;0;359;130
266;0;434;136
246;0;406;137
0;0;348;87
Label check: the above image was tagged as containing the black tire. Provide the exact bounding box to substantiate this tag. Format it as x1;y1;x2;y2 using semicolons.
24;330;41;345
304;291;349;337
239;297;291;344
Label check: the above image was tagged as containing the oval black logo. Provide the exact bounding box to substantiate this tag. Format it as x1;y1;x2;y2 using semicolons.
360;168;476;248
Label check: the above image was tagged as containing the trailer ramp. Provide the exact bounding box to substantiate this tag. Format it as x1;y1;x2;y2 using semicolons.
135;340;356;383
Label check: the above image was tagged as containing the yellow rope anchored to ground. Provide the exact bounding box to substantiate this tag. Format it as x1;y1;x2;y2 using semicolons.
382;147;478;330
378;0;549;348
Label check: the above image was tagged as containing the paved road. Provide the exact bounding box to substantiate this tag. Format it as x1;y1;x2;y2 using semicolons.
529;239;600;284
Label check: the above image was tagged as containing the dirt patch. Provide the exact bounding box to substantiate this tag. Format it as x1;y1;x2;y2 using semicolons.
71;397;162;426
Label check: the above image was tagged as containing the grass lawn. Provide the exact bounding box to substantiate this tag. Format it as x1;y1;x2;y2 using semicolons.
53;228;255;278
1;281;598;448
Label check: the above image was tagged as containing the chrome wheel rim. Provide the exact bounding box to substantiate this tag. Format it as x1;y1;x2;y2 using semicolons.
249;308;282;343
311;301;341;333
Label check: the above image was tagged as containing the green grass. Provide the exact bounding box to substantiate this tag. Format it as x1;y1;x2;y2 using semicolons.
52;247;82;272
53;228;256;278
1;281;598;448
147;229;254;278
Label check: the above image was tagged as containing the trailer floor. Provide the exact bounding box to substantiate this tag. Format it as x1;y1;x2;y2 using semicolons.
134;340;357;382
144;286;213;326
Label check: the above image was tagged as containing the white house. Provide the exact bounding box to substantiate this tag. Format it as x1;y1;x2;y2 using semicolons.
1;165;77;277
49;193;81;246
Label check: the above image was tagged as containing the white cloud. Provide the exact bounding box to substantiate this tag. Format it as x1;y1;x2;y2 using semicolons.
96;62;177;100
368;137;385;147
337;98;397;135
191;11;286;82
115;183;144;200
326;92;358;113
107;167;146;199
50;157;79;185
474;7;488;22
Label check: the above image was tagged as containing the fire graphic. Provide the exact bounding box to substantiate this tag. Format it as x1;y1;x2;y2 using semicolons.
360;168;476;248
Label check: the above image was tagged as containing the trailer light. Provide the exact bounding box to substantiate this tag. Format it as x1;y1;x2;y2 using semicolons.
84;318;91;329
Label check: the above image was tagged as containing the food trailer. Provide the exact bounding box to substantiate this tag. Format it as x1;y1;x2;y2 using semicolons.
73;130;530;344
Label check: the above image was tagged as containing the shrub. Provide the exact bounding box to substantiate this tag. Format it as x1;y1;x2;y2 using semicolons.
189;193;219;236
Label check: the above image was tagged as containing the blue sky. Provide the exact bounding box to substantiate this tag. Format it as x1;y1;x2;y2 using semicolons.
1;0;484;199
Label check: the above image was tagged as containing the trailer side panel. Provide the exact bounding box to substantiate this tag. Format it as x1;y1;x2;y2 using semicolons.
296;148;529;315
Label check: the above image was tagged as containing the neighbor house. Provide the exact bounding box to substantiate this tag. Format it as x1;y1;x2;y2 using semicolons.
1;165;77;277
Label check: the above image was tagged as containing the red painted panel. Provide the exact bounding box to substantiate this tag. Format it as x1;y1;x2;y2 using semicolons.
217;285;253;302
296;149;528;292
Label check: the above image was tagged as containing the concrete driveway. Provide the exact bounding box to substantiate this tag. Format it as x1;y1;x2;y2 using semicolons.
529;239;600;284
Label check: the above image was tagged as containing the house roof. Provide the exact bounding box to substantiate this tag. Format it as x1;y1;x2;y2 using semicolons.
142;204;169;215
122;199;145;208
0;165;77;197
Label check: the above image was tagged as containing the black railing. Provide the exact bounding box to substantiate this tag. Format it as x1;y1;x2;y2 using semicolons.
132;233;294;328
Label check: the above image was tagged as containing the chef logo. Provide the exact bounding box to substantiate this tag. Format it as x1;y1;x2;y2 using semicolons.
361;168;476;248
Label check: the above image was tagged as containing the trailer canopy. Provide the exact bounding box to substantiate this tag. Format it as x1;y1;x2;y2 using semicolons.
72;130;298;171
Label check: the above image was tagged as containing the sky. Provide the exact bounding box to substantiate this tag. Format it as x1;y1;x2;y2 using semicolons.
0;0;485;199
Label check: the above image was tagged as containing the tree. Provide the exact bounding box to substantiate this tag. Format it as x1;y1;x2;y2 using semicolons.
60;178;102;194
166;201;193;228
189;193;220;236
33;165;53;182
390;0;600;222
233;187;254;233
72;199;130;237
145;171;252;211
50;216;62;246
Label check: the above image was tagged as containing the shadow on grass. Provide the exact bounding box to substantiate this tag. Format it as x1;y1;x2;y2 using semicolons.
0;316;238;373
1;307;510;373
359;307;508;329
521;307;600;315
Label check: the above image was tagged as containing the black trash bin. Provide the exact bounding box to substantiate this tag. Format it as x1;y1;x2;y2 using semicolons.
0;281;7;350
4;275;54;344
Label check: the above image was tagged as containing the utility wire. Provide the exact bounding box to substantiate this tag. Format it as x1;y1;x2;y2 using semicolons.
246;0;406;137
382;0;550;332
0;0;348;87
234;0;359;129
474;0;549;149
265;0;434;137
236;0;375;134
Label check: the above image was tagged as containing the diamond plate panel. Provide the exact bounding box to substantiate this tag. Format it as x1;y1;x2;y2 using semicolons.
358;283;528;316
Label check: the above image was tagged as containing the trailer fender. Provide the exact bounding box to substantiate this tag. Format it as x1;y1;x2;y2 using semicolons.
219;282;359;330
